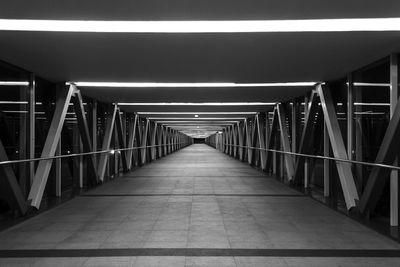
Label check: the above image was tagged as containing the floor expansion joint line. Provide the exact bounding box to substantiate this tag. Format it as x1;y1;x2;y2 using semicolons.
1;249;400;258
80;193;305;197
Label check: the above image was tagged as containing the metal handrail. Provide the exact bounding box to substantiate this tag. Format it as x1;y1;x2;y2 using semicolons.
0;143;189;166
221;144;400;171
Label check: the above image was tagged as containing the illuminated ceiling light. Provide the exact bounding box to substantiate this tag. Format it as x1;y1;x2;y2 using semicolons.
2;18;400;32
118;102;276;106
194;114;199;117
354;102;390;106
68;82;317;87
148;117;246;120
0;81;29;86
348;82;390;87
136;112;258;115
2;110;45;114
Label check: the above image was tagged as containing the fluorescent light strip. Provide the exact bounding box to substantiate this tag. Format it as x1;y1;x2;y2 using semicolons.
148;117;246;120
137;112;257;115
354;102;390;106
0;81;29;86
0;101;43;105
159;121;238;126
118;102;275;106
351;82;390;87
2;18;400;32
2;111;45;114
70;82;317;87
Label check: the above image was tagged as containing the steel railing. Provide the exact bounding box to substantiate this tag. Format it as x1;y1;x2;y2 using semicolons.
0;143;189;166
217;144;400;171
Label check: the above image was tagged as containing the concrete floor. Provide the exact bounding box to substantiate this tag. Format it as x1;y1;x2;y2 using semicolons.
0;144;399;266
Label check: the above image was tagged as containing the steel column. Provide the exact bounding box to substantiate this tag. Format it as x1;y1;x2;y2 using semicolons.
294;91;318;184
277;104;295;180
28;84;74;208
115;108;128;172
97;105;117;182
256;114;267;171
318;84;359;210
72;88;99;183
126;115;138;170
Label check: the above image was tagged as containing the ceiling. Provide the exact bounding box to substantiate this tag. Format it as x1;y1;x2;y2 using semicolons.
0;0;399;137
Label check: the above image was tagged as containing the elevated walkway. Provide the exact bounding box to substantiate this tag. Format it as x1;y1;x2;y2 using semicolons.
0;144;399;266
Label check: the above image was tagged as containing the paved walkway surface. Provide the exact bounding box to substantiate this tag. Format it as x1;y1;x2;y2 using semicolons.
0;144;399;266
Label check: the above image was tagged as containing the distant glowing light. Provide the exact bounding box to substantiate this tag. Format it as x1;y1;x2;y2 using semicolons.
194;114;199;117
2;18;400;33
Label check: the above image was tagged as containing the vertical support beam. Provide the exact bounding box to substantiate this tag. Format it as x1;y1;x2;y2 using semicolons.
294;92;318;184
266;109;278;171
72;88;99;183
157;124;163;158
28;84;74;209
304;94;310;188
291;101;298;153
359;91;400;214
28;73;35;187
318;84;359;210
151;122;158;160
126;115;138;170
115;108;128;172
91;100;97;169
163;126;168;155
78;139;83;188
277;104;295;180
97;105;117;182
245;119;253;164
55;139;62;197
141;119;149;164
347;74;354;160
232;124;238;158
323;123;330;197
256;114;267;171
390;53;399;226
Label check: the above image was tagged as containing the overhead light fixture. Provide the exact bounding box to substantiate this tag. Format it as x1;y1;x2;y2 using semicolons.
68;82;317;87
348;82;390;87
148;117;246;120
0;81;29;86
118;102;276;106
354;102;390;106
136;112;258;115
2;18;400;32
194;114;199;117
0;101;43;105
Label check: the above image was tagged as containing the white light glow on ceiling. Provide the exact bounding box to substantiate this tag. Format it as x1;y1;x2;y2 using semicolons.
161;122;236;124
137;112;258;115
118;102;276;106
354;102;390;106
1;18;400;33
148;117;246;120
0;81;29;86
69;82;317;87
349;82;390;87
